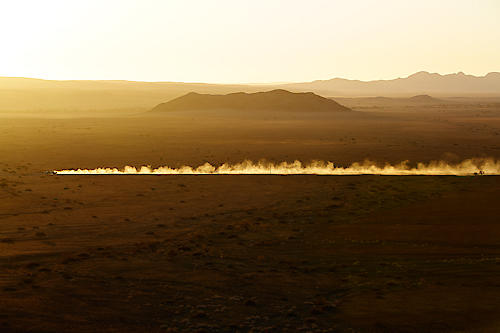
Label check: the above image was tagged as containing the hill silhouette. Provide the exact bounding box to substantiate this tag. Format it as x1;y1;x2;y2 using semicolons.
151;89;350;112
408;94;443;103
333;94;451;109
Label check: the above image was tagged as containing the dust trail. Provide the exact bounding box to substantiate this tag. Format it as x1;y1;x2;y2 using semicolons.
54;158;500;175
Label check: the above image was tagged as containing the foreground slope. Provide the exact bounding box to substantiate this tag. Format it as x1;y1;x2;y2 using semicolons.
151;89;350;112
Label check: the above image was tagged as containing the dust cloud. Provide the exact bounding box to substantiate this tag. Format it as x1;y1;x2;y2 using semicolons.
55;158;500;175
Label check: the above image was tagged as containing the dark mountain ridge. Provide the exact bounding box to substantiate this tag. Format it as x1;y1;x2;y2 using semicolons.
151;89;350;112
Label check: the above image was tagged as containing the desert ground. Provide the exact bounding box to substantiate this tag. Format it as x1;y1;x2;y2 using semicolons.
1;100;500;332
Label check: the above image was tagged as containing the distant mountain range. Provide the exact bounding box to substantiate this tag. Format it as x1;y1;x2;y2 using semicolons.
280;72;500;97
0;72;499;111
151;90;350;113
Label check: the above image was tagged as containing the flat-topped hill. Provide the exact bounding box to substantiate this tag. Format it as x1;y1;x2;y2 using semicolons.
151;89;350;112
408;94;443;103
333;94;449;108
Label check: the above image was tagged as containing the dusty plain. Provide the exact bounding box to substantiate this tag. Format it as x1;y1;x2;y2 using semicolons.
1;100;500;332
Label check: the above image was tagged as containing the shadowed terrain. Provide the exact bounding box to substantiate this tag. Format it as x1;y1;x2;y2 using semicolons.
0;89;500;332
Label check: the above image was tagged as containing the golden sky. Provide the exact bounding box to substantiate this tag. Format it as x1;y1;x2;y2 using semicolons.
1;0;499;83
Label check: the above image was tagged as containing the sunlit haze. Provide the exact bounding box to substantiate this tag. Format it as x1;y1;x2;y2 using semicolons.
1;0;499;83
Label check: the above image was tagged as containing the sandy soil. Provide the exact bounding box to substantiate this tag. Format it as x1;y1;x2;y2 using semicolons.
1;104;500;332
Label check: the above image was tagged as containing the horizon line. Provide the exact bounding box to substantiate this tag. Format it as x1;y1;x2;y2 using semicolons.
1;71;499;86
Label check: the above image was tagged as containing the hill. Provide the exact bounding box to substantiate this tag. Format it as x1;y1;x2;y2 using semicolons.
408;94;444;103
151;89;350;112
333;94;447;108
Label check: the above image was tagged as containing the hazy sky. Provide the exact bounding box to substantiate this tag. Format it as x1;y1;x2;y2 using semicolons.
1;0;499;83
